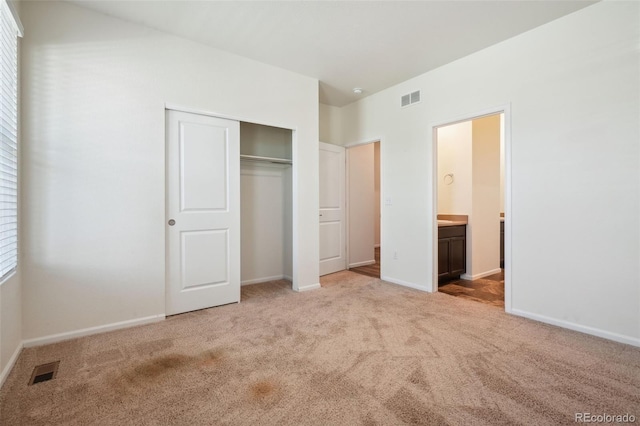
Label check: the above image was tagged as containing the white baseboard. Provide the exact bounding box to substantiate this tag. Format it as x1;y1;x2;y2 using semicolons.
461;268;502;281
22;314;165;348
283;275;293;282
511;308;640;348
0;341;23;388
296;283;321;292
241;275;285;286
380;276;432;293
349;259;375;268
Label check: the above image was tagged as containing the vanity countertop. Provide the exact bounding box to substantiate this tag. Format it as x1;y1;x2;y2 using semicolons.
438;216;504;226
437;214;468;228
437;220;467;227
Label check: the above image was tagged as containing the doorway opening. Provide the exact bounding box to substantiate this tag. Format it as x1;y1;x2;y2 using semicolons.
347;141;381;278
432;108;510;310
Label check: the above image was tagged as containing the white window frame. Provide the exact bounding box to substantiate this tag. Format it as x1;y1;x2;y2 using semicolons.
0;0;22;283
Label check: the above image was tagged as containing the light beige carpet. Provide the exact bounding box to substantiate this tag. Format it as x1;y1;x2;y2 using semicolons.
1;271;638;425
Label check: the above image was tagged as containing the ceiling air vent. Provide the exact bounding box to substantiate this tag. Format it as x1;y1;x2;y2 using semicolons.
401;90;421;108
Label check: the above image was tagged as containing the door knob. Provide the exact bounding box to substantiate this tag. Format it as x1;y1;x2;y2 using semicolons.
168;219;176;226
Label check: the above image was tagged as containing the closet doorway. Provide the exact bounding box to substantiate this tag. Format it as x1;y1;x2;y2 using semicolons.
347;141;381;278
239;122;293;287
166;109;293;316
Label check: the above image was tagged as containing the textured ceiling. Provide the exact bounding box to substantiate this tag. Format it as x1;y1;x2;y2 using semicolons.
69;1;597;106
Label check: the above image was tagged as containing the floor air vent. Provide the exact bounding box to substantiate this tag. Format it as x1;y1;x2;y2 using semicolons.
29;361;60;385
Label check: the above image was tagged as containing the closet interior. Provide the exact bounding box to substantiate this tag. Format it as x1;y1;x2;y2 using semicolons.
239;122;293;287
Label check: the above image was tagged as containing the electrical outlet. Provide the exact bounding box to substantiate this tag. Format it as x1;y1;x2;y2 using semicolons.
393;250;398;260
385;197;392;206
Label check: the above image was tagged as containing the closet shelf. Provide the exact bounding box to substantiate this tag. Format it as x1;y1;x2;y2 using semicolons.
240;154;292;165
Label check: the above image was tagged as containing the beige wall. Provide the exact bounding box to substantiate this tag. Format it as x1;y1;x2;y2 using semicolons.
348;143;375;267
467;115;501;279
437;121;472;216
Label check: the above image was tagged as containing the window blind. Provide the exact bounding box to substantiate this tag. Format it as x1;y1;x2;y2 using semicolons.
0;0;20;279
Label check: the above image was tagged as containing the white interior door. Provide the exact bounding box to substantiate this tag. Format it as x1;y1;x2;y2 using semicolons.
166;110;240;315
319;142;346;276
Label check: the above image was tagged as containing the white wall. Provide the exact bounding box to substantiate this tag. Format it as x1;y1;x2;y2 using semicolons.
319;103;343;145
341;1;640;344
499;113;505;213
20;1;319;342
0;272;21;384
347;143;375;267
437;121;472;215
374;142;380;247
0;0;23;384
467;115;501;279
240;122;292;160
240;162;292;285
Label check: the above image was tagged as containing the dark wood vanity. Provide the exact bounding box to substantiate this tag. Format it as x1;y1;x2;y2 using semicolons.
438;224;466;284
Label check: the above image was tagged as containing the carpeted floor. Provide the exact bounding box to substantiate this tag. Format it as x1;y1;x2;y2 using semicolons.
1;272;638;425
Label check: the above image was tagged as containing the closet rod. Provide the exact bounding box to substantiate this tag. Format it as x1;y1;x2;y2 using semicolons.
240;154;292;165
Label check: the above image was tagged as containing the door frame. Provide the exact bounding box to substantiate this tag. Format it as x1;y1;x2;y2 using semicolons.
344;137;383;277
164;103;299;299
429;104;512;313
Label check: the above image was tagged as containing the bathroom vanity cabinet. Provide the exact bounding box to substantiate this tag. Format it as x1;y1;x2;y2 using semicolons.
438;225;466;284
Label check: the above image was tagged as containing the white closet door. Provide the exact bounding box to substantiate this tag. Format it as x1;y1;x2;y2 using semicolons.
166;110;240;315
319;142;346;275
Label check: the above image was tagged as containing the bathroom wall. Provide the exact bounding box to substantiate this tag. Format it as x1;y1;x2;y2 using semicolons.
467;114;501;279
437;121;472;216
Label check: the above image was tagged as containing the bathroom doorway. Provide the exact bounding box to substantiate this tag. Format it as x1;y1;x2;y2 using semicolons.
432;108;510;310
